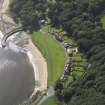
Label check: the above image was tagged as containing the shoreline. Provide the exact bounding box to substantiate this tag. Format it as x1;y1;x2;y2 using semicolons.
26;38;48;99
1;0;48;101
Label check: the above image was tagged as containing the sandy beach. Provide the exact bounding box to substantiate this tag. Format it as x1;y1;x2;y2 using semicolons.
26;39;48;98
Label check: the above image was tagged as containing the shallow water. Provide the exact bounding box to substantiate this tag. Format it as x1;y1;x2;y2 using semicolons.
0;48;34;105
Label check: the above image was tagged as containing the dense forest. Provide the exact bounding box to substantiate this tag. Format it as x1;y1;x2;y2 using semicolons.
10;0;105;105
10;0;48;31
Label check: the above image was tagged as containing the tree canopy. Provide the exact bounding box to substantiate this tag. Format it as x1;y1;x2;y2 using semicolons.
48;0;105;104
10;0;48;31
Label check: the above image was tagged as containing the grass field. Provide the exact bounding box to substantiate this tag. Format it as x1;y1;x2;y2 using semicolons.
32;25;66;86
41;96;57;105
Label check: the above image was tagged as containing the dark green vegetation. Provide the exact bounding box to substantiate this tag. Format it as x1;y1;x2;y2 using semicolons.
10;0;48;31
32;26;65;86
10;0;105;105
48;0;105;105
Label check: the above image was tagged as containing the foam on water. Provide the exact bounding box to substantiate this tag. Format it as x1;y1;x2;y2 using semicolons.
0;31;4;47
0;30;26;53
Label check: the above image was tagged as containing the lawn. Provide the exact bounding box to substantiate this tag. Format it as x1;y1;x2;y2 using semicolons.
41;96;57;105
32;25;66;86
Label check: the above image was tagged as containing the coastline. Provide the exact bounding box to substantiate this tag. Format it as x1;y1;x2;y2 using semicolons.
26;38;48;99
1;0;48;101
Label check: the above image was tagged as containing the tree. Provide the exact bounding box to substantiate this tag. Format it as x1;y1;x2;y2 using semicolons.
77;38;93;52
10;0;48;32
68;88;105;105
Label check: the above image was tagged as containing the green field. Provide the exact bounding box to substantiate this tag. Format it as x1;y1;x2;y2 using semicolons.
32;25;66;86
41;96;57;105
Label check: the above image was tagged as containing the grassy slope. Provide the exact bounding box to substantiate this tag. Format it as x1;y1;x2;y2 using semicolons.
41;96;57;105
32;26;87;105
32;25;66;86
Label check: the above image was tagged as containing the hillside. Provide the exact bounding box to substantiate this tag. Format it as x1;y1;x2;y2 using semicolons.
10;0;105;105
